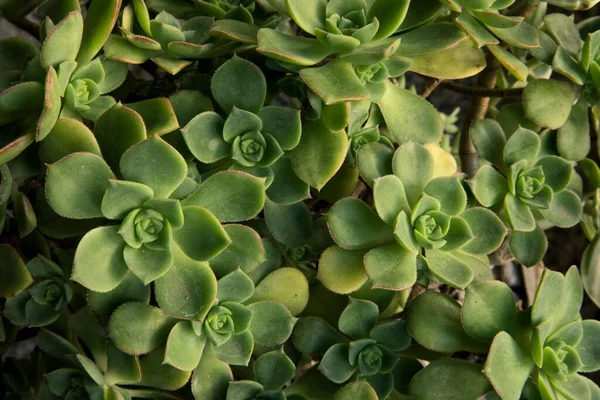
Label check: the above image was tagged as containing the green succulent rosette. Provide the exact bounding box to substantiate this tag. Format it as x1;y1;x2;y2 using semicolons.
292;297;414;399
326;142;507;292
4;256;74;327
468;120;582;266
182;56;301;176
44;135;234;290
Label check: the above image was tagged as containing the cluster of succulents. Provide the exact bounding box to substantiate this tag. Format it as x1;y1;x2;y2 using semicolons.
0;0;600;399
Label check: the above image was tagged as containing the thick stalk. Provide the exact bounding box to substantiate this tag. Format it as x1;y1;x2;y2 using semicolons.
441;82;523;97
459;53;501;177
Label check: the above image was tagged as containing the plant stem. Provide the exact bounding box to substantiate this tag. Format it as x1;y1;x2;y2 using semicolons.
459;53;501;177
440;82;523;97
420;78;441;99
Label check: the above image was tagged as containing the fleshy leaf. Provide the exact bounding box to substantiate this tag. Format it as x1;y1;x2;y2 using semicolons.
338;297;378;339
523;79;576;129
291;118;348;191
250;268;309;316
254;348;296;390
247;301;295;348
120;135;187;198
392;142;434;207
327;198;393;250
39;118;102;164
364;244;417;290
210;224;265;277
40;11;84;70
318;246;368;294
483;332;534;400
172;206;231;262
164;321;206;371
211;55;266;114
37;67;61;141
108;302;176;355
191;347;233;400
77;0;121;64
46;152;115;219
0;244;33;298
183;171;266;223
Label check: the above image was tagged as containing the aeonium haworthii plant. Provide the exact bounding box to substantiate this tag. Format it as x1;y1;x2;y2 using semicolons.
405;266;600;400
467;119;582;267
182;56;302;177
291;297;415;399
107;264;297;398
325;141;508;292
44;134;267;290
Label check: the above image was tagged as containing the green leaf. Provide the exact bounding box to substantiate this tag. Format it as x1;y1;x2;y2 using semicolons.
120;135;187;198
392;142;434;207
364;244;417;290
182;112;230;164
46;152;115;219
103;35;151;64
105;341;142;385
210;225;265;277
575;320;600;373
503;127;540;167
483;332;534;400
523;79;576;130
264;200;312;248
368;0;410;40
463;281;517;343
291;118;348;191
409;40;487;80
39;117;102;164
250;268;309;316
369;320;411;351
378;82;442;145
292;317;344;356
155;246;216;320
184;171;266;222
424;177;467;216
223;107;262;143
470;119;507;170
37;67;61;141
211;55;266;114
535;156;573;193
216;268;254;304
72;226;129;292
334;381;377;400
286;0;326;35
87;271;150;316
539;189;581;228
124;245;173;285
543;14;580;55
226;381;264;400
456;11;499;48
301;60;369;105
257;29;329;67
504;194;536;232
582;235;600;309
0;244;33;298
487;20;539;48
327;198;393;250
210;19;259;44
127;98;179;136
318;246;369;294
254;348;296;390
467;165;508;207
338;297;378;339
319;343;356;383
12;191;37;238
461;207;507;255
397;22;467;57
164;321;206;371
357;143;394;186
173;205;231;262
373;175;410;225
213;330;254;366
0;81;44;124
77;0;121;64
405;292;483;353
259;106;302;151
192;347;233;400
409;359;492;400
40;11;84;70
101;180;153;219
557;100;590;162
425;249;474;290
247;301;295;348
267;156;310;204
138;346;191;390
488;44;528;82
109;302;176;355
